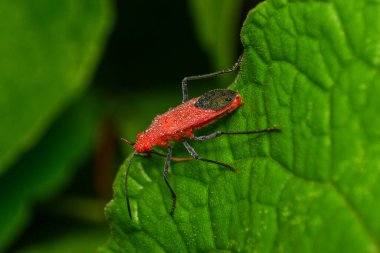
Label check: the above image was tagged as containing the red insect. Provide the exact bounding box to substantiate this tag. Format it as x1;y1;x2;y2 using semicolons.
122;56;280;218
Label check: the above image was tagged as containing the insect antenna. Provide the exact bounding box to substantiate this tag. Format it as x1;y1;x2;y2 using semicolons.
125;151;139;219
121;138;135;146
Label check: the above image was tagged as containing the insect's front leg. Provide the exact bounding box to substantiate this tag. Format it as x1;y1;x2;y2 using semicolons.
181;55;243;103
163;146;177;216
193;127;281;141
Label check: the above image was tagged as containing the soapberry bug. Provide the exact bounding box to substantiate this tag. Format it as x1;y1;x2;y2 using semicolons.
122;55;280;218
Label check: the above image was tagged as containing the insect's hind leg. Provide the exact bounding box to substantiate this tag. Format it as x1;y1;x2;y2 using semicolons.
182;140;238;172
181;55;243;103
193;127;281;141
163;146;177;216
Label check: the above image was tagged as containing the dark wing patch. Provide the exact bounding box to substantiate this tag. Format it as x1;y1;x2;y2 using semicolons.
194;89;237;110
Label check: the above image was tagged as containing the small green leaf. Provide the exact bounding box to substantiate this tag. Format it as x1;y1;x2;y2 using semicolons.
0;0;113;174
102;0;380;252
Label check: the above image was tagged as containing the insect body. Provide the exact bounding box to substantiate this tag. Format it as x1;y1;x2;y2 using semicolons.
123;56;280;219
134;90;242;153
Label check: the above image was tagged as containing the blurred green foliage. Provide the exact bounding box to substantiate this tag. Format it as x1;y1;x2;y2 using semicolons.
0;1;112;174
0;0;112;252
14;226;108;253
188;0;244;70
0;0;249;252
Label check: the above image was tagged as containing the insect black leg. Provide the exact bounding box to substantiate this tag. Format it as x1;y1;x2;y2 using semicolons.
181;55;243;103
182;140;238;172
125;151;139;219
163;146;177;216
147;150;192;162
193;127;281;141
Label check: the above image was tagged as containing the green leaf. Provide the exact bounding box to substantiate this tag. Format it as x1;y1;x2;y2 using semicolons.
0;96;102;251
187;0;244;70
0;0;113;174
102;0;380;252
